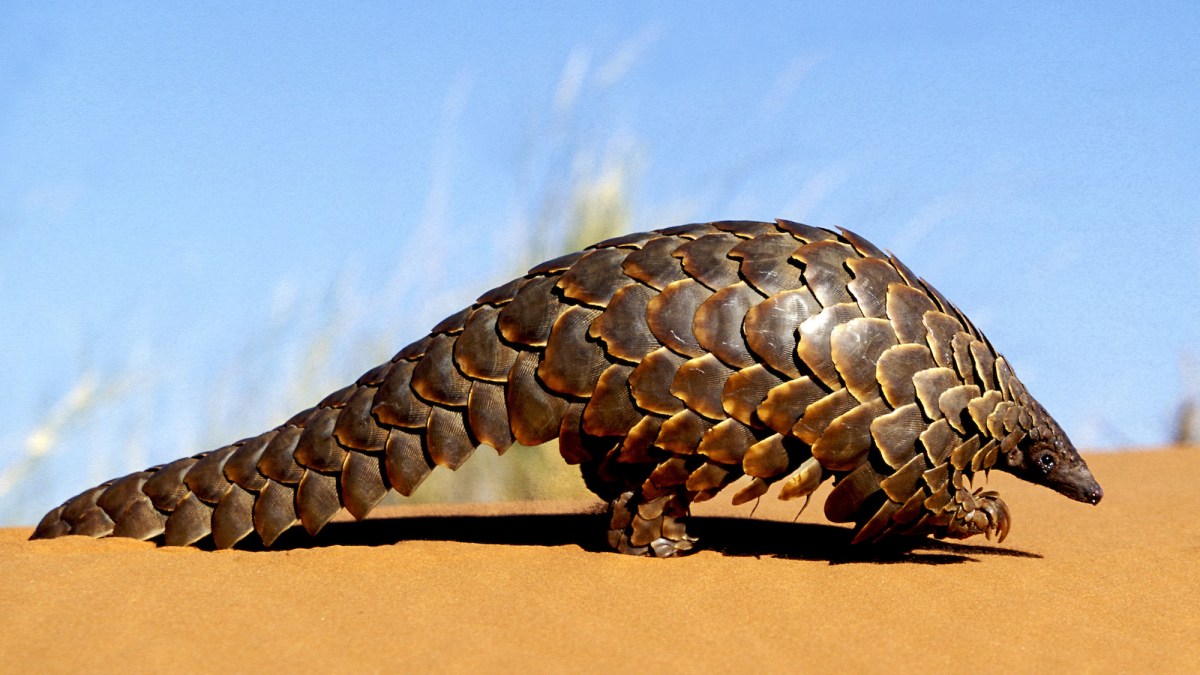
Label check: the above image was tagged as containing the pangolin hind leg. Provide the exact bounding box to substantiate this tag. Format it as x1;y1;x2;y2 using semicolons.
606;490;696;558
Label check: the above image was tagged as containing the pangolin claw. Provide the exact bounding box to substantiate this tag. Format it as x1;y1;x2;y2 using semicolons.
945;490;1011;543
977;491;1012;543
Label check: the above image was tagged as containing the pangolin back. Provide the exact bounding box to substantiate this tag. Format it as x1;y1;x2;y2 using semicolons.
31;220;1102;556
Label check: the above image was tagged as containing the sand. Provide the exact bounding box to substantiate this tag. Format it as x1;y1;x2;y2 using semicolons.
2;448;1198;673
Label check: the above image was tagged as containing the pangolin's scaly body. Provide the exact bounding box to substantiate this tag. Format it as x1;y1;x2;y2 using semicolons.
31;220;1102;556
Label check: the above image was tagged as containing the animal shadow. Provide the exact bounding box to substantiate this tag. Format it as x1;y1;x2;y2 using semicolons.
236;511;1039;565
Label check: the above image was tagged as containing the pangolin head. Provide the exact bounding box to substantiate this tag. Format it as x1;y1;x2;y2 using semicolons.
999;400;1103;505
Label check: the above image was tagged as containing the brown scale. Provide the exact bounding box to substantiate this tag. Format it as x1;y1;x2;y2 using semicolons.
830;318;899;402
410;335;471;407
537;306;607;398
656;409;713;455
373;361;432;429
757;377;827;436
556;248;634;307
454;306;518;383
34;220;1100;558
582;364;642;438
588;230;658;249
792;240;857;307
693;282;764;369
628;347;687;415
589;284;659;363
671;353;735;421
846;257;903;319
721;364;786;428
340;450;389;519
886;283;939;344
497;276;565;347
875;343;937;408
729;234;805;296
673;233;743;290
743;288;822;378
621;236;688;290
797;303;865;389
297;470;341;535
293;407;347;473
646;279;713;358
334;385;389;453
711;220;780;238
466;380;514;453
506;350;569;446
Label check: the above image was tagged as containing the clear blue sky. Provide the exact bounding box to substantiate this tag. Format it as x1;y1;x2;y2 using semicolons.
2;3;1198;522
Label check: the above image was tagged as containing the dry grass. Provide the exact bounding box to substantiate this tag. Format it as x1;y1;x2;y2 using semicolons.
2;45;645;526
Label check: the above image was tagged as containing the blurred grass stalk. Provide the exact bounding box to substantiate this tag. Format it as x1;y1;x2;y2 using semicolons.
1;46;644;526
1176;353;1199;446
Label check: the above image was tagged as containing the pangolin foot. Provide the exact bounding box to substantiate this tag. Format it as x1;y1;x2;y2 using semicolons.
945;490;1012;543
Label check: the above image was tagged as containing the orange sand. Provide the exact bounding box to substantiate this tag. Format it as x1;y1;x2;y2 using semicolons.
2;448;1198;672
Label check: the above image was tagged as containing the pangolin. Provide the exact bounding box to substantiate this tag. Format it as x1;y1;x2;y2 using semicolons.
30;220;1103;557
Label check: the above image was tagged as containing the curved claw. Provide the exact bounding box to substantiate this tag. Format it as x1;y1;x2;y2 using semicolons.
941;490;1012;543
975;491;1011;543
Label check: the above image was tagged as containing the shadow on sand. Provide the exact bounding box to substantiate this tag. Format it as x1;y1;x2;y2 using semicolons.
227;512;1040;565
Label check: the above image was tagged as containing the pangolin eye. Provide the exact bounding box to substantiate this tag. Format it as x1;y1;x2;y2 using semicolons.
1038;454;1056;471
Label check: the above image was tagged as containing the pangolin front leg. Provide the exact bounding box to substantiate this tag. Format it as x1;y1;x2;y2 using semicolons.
32;219;1101;555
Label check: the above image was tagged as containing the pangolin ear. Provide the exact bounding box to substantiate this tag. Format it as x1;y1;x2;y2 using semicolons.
1006;448;1021;467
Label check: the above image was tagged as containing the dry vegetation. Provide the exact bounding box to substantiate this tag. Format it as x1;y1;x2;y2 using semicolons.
0;47;645;526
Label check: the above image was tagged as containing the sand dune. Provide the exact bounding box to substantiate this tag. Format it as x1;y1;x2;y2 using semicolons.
3;448;1198;672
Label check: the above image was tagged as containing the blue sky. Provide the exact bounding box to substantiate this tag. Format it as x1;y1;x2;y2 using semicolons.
1;3;1198;522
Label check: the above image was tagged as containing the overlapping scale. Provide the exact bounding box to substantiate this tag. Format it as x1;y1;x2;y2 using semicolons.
646;279;712;358
792;240;856;307
537;306;607;397
333;385;389;453
426;407;476;469
810;398;889;471
557;248;633;307
673;233;742;290
774;218;836;241
830;318;899;402
886;283;939;344
497;276;565;347
696;418;757;465
728;233;805;296
847;258;903;318
628;347;686;415
824;461;884;523
384;428;433;497
670;353;735;421
621;236;687;289
296;469;341;536
410;335;471;407
293;408;347;473
693;282;763;368
743;287;821;378
340;450;389;520
466;380;514;453
757;376;826;436
583;364;642;437
454;306;518;382
875;343;936;408
589;283;659;363
655;409;713;455
183;446;235;505
796;302;864;389
722;364;785;428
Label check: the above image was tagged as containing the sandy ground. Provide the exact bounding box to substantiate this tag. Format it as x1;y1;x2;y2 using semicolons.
2;448;1198;673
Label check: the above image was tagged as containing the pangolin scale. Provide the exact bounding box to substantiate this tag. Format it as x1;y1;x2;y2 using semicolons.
31;220;1103;556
